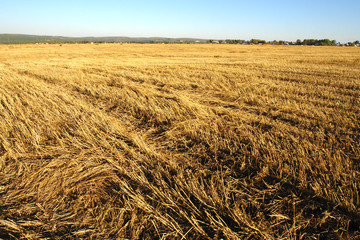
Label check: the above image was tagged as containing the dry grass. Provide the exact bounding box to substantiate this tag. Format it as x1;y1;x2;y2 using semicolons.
0;44;359;239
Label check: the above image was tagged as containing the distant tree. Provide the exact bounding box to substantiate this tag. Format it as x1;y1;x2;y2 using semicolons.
225;39;237;44
303;39;318;46
250;39;266;44
319;39;331;46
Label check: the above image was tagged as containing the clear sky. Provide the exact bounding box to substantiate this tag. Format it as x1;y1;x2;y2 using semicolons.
0;0;359;42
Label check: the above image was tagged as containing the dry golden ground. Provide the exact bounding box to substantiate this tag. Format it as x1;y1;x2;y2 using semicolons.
0;44;359;239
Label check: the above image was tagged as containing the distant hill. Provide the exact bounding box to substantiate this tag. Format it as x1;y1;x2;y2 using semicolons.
0;34;208;44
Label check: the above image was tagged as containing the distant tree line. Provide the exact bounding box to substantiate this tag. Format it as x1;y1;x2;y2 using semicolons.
55;39;360;46
3;37;359;46
24;39;360;46
295;39;336;46
208;39;360;46
46;40;200;44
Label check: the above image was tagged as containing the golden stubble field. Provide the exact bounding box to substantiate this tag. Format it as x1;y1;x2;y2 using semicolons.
0;44;359;239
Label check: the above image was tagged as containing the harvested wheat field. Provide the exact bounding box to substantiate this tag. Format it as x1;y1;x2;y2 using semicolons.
0;44;359;239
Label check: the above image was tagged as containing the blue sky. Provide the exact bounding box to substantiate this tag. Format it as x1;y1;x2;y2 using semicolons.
0;0;359;42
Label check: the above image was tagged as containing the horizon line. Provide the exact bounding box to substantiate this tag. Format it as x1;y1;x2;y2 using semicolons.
1;33;359;43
